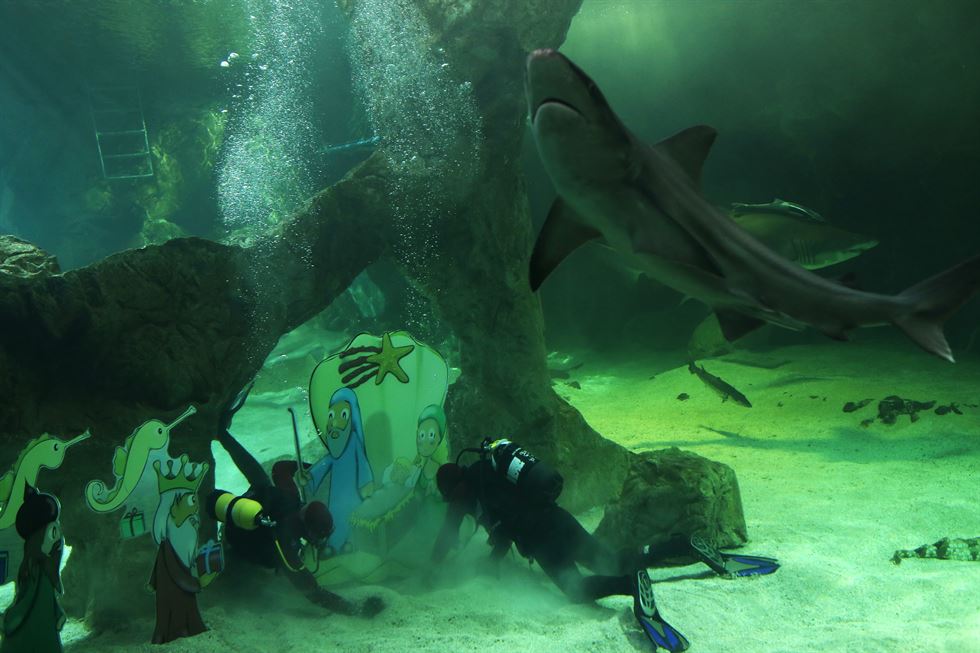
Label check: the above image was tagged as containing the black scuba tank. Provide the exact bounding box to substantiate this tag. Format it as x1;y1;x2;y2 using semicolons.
482;438;563;505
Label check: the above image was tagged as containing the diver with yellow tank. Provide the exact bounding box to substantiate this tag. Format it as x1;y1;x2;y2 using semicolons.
207;383;384;617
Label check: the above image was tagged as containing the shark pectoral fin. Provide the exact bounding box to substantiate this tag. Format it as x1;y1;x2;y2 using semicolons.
714;310;767;342
653;125;718;189
529;199;601;290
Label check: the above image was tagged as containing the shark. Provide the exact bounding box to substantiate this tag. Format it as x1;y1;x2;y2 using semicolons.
525;49;980;362
728;199;878;270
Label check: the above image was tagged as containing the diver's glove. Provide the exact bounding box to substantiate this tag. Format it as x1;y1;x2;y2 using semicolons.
360;596;385;618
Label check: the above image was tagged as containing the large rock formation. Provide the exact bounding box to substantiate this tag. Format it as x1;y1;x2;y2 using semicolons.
0;0;713;630
594;448;748;555
1;159;391;626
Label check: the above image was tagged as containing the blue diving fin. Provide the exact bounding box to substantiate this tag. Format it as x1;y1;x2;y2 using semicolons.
690;534;780;578
633;569;690;652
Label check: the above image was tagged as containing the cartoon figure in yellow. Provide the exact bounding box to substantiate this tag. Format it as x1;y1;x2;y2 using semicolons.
387;405;447;498
300;387;374;555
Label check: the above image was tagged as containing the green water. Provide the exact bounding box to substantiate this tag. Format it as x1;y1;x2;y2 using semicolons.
1;1;978;651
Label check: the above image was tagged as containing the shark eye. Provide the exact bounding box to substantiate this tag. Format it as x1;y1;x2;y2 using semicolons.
54;444;59;451
341;409;349;421
158;427;163;434
328;410;335;421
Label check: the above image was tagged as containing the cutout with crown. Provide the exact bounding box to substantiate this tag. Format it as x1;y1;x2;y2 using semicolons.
154;455;208;495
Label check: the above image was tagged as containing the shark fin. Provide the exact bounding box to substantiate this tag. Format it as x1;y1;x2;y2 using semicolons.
530;199;601;290
892;253;980;363
715;310;766;342
654;125;718;189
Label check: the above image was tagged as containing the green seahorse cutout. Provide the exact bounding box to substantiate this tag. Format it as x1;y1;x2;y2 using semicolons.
85;405;196;513
0;430;90;529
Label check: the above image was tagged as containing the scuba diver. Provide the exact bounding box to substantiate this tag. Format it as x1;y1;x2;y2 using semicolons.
433;438;779;652
208;384;384;617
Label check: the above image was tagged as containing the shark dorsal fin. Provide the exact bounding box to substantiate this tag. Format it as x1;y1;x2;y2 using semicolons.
654;125;718;188
529;199;601;291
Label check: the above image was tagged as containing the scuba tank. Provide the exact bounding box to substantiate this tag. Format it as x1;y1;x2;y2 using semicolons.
481;438;563;505
207;491;274;530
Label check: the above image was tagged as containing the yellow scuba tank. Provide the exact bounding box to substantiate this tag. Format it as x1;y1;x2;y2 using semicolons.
208;491;266;530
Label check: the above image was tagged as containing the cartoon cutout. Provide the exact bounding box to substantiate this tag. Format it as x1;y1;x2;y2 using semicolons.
0;431;89;586
347;405;449;548
0;432;90;531
85;406;196;513
148;455;212;645
386;404;447;497
301;387;374;554
2;485;66;653
83;407;215;644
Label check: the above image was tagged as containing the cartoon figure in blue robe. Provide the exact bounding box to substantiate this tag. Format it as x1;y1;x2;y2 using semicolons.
301;387;375;554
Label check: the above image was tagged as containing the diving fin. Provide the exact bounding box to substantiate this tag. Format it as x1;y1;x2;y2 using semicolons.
690;534;780;578
633;569;690;652
719;553;781;577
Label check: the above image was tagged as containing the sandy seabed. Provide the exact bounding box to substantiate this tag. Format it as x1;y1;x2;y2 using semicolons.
59;340;980;652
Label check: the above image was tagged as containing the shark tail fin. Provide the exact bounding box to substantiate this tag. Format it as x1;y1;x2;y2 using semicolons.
893;253;980;363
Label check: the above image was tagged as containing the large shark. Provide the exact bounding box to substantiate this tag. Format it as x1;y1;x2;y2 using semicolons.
526;49;980;362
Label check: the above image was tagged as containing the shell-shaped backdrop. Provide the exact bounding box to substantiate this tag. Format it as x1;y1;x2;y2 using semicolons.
308;331;449;477
305;330;449;586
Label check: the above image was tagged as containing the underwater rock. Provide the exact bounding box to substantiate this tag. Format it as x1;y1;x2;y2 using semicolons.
0;235;60;277
594;447;747;555
876;395;936;424
4;0;614;626
677;393;690;401
892;536;980;564
0;161;391;626
134;215;185;248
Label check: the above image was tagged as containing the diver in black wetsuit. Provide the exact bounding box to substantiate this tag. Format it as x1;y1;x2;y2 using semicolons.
209;387;383;617
431;439;682;602
432;439;780;652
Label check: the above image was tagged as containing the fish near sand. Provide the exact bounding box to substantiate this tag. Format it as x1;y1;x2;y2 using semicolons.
525;49;980;362
687;361;752;407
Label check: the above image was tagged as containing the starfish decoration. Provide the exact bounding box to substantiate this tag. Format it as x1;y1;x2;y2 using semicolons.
364;333;414;385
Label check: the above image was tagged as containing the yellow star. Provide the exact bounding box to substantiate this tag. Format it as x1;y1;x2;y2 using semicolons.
365;333;414;385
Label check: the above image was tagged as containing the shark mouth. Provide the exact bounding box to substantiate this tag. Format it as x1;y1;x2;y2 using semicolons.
532;97;584;124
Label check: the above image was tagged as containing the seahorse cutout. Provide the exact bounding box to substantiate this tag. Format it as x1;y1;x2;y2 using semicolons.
0;430;90;529
85;406;196;513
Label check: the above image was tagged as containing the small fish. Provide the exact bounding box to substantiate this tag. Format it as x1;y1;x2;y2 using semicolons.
730;198;828;222
687;361;752;407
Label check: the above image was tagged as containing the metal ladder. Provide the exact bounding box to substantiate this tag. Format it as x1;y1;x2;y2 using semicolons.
89;85;154;180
